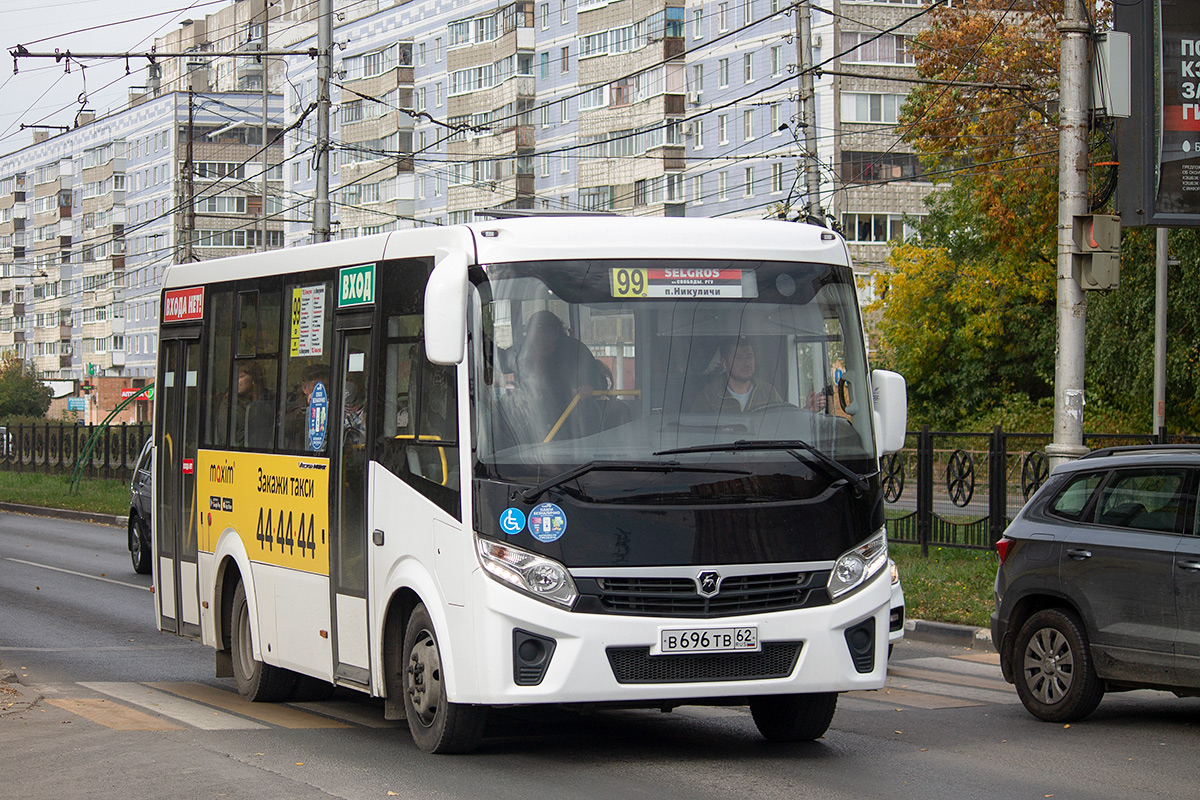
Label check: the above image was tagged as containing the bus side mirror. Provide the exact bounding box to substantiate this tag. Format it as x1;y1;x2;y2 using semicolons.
425;247;469;365
872;369;907;455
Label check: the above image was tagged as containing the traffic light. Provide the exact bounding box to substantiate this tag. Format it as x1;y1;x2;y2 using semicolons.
1072;215;1121;291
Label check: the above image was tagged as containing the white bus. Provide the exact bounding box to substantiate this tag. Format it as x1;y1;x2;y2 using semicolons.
153;214;906;753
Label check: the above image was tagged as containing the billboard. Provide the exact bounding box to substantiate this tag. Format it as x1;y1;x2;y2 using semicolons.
1116;1;1200;226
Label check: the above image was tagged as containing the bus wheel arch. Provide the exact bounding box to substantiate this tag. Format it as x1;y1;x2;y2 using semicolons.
382;588;421;721
230;579;297;701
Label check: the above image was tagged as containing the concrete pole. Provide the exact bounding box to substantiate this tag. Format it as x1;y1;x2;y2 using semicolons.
260;0;270;252
1153;227;1168;437
794;2;823;222
1047;0;1092;468
313;0;332;242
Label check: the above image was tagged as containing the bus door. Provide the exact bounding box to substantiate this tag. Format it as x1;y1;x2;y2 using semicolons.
329;314;373;685
156;331;203;638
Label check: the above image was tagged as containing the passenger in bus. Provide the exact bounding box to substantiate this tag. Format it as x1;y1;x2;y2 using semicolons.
217;361;274;447
690;337;785;413
505;310;608;441
343;375;366;447
285;363;331;451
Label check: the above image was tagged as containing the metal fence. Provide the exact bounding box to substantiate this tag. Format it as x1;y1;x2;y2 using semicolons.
0;422;151;481
883;426;1200;555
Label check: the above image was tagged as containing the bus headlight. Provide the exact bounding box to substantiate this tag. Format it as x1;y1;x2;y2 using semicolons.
476;536;578;609
827;529;889;600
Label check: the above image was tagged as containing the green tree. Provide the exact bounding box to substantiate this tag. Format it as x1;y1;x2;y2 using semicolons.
0;352;52;419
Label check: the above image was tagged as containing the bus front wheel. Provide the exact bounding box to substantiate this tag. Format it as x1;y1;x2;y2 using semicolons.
401;603;486;754
749;692;837;742
231;582;297;702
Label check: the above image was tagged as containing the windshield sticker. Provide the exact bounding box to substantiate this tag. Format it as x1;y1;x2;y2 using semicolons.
307;382;328;451
499;507;527;536
610;267;745;299
528;503;567;543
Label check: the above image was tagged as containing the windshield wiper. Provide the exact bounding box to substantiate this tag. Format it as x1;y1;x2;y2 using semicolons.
653;440;872;498
519;460;752;503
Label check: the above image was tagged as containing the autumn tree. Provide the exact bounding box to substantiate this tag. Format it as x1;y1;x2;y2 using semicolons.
0;352;52;419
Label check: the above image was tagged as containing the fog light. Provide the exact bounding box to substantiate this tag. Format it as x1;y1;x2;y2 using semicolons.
513;629;557;686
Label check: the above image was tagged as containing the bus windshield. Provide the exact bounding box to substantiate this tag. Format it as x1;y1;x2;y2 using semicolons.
472;258;877;487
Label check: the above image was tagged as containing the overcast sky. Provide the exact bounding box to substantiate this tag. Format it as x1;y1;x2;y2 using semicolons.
0;1;225;155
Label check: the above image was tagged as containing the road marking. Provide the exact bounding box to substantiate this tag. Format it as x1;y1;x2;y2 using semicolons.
888;664;1013;693
148;682;350;729
952;651;1001;666
5;558;150;591
845;688;982;710
81;682;267;730
290;699;404;728
901;656;1006;679
882;674;1020;706
46;697;186;731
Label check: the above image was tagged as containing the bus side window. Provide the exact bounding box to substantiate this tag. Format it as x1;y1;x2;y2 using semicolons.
376;310;460;519
204;290;234;447
280;279;333;453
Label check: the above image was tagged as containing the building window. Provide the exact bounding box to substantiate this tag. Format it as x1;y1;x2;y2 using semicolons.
718;114;728;144
841;151;924;183
540;52;550;79
693;118;704;148
841;92;906;124
744;167;754;196
693;7;703;39
839;32;915;65
561;46;570;72
539;2;549;29
743;109;753;140
691;64;704;94
718;1;729;31
841;213;918;244
771;162;784;193
718;58;729;88
743;52;753;83
717;171;728;200
771;45;783;76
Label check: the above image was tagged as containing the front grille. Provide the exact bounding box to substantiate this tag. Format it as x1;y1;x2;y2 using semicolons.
607;642;803;684
583;571;830;618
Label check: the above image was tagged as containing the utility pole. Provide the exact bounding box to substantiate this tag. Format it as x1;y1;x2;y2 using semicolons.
260;0;271;252
794;1;823;223
183;88;196;263
313;0;332;242
1047;0;1091;468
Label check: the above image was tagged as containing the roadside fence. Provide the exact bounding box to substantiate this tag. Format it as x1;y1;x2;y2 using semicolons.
0;422;151;481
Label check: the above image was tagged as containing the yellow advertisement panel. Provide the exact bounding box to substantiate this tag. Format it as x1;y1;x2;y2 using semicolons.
197;449;330;575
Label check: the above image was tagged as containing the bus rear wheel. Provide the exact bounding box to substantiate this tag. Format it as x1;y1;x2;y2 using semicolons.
231;582;297;702
401;603;486;754
749;692;837;742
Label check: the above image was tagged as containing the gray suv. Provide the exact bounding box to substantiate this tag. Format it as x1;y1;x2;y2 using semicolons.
128;438;153;575
992;445;1200;722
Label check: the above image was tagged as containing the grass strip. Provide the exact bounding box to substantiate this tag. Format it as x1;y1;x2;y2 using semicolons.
0;471;129;518
891;543;997;629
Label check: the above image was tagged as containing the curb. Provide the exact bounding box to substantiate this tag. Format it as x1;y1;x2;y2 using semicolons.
0;501;124;528
904;618;994;651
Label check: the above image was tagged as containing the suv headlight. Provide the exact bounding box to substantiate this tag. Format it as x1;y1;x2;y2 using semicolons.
476;536;578;609
827;529;889;600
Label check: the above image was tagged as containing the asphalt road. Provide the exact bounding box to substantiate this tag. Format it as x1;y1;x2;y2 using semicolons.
2;511;1199;799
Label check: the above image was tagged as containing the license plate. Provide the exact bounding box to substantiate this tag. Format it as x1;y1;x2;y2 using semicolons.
658;626;759;654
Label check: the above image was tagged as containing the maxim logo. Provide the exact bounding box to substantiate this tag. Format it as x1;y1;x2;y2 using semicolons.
695;570;721;598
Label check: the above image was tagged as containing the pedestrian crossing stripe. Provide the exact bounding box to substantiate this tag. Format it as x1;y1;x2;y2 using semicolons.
49;656;1015;731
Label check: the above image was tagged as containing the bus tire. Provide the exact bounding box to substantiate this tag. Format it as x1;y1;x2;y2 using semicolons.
401;603;486;754
231;582;297;702
749;692;837;742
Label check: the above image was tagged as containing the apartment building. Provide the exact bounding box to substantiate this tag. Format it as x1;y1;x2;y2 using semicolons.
267;0;932;266
0;92;284;382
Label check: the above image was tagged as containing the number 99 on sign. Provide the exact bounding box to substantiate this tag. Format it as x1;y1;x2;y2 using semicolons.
610;268;648;298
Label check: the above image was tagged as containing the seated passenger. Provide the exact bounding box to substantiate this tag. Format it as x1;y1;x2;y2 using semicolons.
690;337;784;413
505;310;608;442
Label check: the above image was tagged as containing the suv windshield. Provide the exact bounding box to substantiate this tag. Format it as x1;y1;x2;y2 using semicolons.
470;258;876;489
